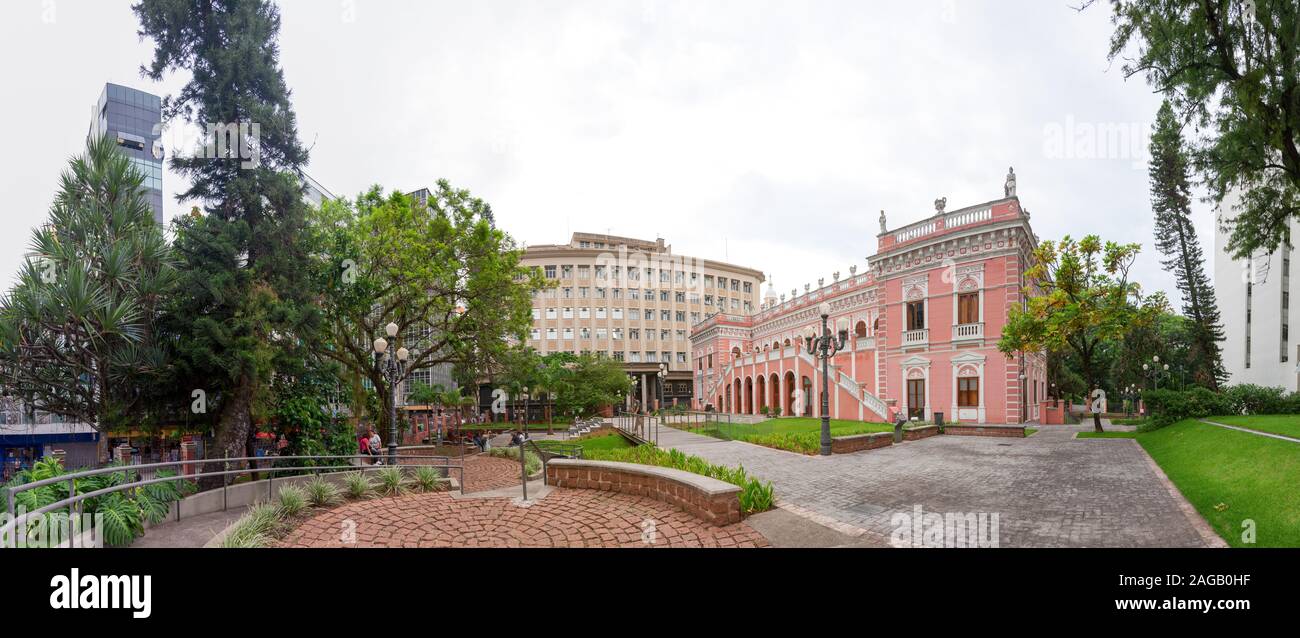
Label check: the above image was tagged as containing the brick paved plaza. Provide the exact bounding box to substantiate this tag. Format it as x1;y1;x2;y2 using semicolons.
277;488;768;548
654;423;1216;547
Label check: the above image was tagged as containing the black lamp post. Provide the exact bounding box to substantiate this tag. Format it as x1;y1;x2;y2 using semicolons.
1142;355;1169;391
373;322;409;465
805;302;847;456
656;362;667;413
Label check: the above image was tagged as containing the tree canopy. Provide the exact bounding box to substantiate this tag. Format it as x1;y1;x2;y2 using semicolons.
1101;0;1300;259
999;235;1166;431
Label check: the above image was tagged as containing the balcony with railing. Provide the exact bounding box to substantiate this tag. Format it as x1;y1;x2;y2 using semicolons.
952;322;984;342
902;328;929;348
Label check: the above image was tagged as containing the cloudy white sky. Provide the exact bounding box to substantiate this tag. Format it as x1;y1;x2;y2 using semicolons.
0;0;1214;309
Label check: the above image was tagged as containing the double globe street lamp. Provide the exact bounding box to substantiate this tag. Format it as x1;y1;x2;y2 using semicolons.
373;321;410;465
1143;355;1169;391
804;301;848;456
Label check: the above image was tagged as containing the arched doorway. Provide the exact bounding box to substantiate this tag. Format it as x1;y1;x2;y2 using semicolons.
733;379;742;414
724;385;732;413
744;377;753;414
801;376;813;416
756;375;766;413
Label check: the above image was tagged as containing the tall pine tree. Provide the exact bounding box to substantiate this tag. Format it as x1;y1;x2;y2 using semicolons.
135;0;320;467
1148;101;1227;390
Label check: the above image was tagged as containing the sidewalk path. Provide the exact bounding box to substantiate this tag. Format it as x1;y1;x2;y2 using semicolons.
655;423;1215;547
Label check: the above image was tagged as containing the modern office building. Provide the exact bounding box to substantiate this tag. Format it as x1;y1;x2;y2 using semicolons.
691;170;1047;424
1214;188;1300;390
89;83;164;225
522;232;765;410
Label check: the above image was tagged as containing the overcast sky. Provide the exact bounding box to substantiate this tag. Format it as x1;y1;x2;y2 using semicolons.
0;0;1213;309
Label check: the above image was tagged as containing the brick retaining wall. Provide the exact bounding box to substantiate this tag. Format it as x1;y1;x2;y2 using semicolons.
830;432;893;454
943;424;1025;438
903;425;941;441
545;459;742;525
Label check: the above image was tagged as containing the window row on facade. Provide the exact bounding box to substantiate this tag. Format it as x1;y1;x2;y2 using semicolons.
531;307;699;323
535;287;752;312
537;264;752;292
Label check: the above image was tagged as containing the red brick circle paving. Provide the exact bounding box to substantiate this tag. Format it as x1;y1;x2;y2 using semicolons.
277;489;769;548
400;452;523;493
461;454;525;492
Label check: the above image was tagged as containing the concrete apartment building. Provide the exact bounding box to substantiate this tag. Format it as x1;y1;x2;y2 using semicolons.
1214;189;1300;391
522;232;764;410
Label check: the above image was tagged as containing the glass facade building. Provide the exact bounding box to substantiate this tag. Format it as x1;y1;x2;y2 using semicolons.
89;83;164;225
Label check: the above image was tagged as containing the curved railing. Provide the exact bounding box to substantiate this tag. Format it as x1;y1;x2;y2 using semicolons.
0;453;463;544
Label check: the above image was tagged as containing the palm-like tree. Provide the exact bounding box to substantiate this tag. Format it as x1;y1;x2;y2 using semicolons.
0;135;177;431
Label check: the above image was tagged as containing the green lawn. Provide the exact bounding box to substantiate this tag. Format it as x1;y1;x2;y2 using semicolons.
1025;428;1039;437
534;432;632;454
1076;431;1137;439
1138;420;1300;547
694;417;892;455
1205;414;1300;439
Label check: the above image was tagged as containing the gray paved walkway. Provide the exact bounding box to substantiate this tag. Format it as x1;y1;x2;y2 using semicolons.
656;423;1215;547
1199;419;1300;443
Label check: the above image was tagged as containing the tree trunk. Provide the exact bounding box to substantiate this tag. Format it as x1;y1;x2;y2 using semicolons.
199;374;255;490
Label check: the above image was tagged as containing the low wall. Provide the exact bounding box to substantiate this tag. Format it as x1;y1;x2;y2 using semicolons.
944;424;1025;438
830;432;893;454
544;459;741;525
903;425;941;441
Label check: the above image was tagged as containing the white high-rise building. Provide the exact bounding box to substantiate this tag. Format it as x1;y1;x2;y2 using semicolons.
1214;189;1300;391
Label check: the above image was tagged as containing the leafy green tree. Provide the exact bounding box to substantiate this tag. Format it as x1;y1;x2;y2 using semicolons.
540;352;630;419
136;0;322;467
999;235;1166;432
270;364;355;469
1148;101;1227;389
309;184;543;440
1100;0;1300;258
0;135;177;431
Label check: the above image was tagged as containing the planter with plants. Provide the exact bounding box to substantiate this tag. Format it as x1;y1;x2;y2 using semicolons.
212;468;450;548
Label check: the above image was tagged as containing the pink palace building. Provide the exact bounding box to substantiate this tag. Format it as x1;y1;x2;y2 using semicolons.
689;169;1047;425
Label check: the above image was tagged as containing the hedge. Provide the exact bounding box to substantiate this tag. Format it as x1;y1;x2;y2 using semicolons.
1142;384;1300;428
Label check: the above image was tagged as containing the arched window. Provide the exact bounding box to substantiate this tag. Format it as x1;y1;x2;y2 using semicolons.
873;317;881;333
854;321;868;338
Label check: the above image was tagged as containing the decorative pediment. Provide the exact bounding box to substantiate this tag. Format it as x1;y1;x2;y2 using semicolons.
901;355;931;368
950;352;986;365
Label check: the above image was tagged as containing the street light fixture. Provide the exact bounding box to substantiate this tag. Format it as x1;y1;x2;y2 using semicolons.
656;362;667;412
805;301;847;456
374;323;409;465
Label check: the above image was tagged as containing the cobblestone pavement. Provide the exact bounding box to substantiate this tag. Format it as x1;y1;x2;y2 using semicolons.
460;454;526;493
656;424;1211;547
277;489;769;548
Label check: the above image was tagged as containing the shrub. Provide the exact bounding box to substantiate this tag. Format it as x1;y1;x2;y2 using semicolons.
488;447;542;476
1140;383;1300;428
771;406;783;418
304;475;342;507
759;405;770;417
276;485;309;518
585;445;776;514
412;466;447;493
374;466;409;496
1222;384;1290;415
343;472;375;499
217;502;283;548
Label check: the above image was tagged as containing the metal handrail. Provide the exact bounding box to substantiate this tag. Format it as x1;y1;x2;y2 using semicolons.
0;453;464;543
